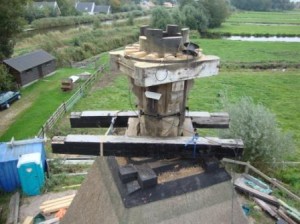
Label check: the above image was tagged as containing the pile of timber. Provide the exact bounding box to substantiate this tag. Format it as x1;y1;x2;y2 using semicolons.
39;194;75;215
234;175;300;224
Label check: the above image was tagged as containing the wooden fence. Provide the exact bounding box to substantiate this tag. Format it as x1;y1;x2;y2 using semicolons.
222;158;300;203
37;67;103;138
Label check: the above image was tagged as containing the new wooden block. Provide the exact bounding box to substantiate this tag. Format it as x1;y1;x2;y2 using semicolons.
22;216;33;224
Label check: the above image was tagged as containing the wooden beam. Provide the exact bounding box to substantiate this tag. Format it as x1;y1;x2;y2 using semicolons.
52;135;243;158
70;111;229;128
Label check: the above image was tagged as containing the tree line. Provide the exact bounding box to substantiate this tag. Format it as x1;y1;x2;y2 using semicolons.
231;0;295;11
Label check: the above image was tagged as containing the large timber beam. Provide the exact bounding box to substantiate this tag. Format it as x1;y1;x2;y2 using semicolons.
52;135;242;158
70;111;229;129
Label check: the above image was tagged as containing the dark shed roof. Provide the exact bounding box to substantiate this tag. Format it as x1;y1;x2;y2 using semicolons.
3;50;55;72
94;5;110;14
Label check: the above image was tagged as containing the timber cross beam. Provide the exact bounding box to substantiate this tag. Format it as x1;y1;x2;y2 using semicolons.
70;111;230;129
51;135;243;159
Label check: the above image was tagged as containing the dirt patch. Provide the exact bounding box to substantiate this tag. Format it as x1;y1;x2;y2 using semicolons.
19;190;77;223
0;100;33;137
92;71;121;90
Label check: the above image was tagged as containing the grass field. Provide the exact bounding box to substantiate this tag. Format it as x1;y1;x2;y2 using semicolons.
191;37;300;68
0;68;91;141
227;11;300;24
209;10;300;36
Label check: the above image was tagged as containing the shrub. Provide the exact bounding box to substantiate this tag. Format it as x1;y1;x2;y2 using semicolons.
219;97;295;170
150;7;172;29
0;65;14;91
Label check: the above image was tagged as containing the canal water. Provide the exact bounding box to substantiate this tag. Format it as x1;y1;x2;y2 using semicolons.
225;36;300;42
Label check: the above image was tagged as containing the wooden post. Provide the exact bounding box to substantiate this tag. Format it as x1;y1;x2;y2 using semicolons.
63;102;67;113
245;161;250;174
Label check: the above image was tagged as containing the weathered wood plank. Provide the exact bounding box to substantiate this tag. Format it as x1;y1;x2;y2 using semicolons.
52;135;243;158
70;111;229;128
234;177;279;207
6;192;19;224
253;197;278;219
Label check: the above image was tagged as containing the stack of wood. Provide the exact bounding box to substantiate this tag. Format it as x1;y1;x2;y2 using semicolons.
39;194;75;215
234;174;300;224
61;79;73;91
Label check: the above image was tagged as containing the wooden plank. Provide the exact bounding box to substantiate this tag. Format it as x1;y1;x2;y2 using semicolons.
69;111;229;128
253;197;278;219
22;216;33;224
40;195;75;208
40;198;73;210
42;201;72;214
277;209;297;224
6;192;20;224
234;177;279;207
52;135;243;158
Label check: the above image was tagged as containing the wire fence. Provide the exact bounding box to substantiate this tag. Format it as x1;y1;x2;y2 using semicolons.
37;67;104;138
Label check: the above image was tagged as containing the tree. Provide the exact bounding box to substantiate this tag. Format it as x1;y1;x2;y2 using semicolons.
57;0;78;16
150;7;172;29
109;0;121;12
0;0;28;61
219;97;295;170
0;65;14;91
200;0;230;28
181;4;209;33
178;0;196;9
171;8;185;28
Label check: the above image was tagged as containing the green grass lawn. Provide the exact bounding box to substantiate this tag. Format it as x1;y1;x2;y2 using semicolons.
227;11;300;24
208;10;300;37
209;22;300;36
0;68;93;141
192;38;300;67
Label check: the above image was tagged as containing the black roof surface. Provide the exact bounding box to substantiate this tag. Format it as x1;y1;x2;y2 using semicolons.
3;50;55;72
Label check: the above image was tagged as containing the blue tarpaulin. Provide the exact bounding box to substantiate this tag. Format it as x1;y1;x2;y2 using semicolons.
0;138;46;192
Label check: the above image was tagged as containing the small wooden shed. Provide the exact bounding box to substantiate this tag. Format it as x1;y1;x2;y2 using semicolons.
3;50;56;87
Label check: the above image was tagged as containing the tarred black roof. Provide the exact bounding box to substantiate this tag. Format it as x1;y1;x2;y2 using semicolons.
3;50;55;72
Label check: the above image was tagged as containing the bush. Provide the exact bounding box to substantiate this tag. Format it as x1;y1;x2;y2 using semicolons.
219;97;295;170
150;7;172;29
0;65;14;91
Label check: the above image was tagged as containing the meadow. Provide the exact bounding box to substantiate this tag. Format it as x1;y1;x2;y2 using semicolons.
0;68;90;141
208;10;300;36
226;11;300;24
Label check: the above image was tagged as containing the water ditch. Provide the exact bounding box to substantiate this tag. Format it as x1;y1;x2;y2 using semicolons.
224;36;300;42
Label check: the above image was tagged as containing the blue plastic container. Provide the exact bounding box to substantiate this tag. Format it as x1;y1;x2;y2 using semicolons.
17;152;45;196
0;138;46;192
